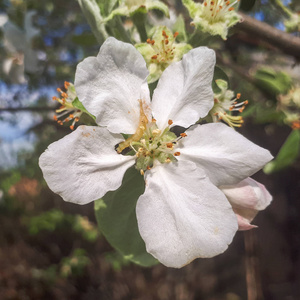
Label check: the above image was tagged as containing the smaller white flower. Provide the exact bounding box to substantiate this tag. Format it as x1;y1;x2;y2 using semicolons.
209;79;248;128
0;11;41;83
183;0;241;40
40;37;273;268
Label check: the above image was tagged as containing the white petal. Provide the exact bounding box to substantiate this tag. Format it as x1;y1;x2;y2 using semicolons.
220;177;273;211
39;126;135;204
178;123;273;186
151;47;215;129
235;214;258;231
221;177;272;228
136;161;238;268
75;37;150;134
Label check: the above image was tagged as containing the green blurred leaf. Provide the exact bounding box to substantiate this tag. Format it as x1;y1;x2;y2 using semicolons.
254;67;292;98
60;248;90;278
94;167;158;267
71;33;98;46
264;130;300;174
240;0;256;12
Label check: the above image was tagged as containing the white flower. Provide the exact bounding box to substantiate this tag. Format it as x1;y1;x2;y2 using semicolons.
39;37;272;268
0;11;40;84
182;0;241;40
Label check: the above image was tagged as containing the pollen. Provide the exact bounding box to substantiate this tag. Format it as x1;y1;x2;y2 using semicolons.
52;82;82;130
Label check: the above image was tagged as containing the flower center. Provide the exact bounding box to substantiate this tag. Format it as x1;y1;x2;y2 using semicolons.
147;30;179;68
52;81;82;130
202;0;240;23
116;101;187;174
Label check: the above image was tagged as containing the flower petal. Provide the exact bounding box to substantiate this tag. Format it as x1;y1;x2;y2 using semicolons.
151;47;215;129
235;214;257;231
220;177;272;230
178;123;273;186
75;37;150;134
39;126;135;204
136;160;238;268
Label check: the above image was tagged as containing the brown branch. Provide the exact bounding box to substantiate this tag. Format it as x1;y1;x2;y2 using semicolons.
244;231;264;300
236;13;300;60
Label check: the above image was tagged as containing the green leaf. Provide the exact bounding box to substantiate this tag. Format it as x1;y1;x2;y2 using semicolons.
94;167;158;267
254;67;292;98
77;0;108;44
212;66;229;93
264;130;300;174
173;14;188;42
97;0;118;17
72;97;96;120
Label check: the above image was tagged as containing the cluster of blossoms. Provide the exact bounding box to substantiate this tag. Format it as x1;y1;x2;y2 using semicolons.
40;38;272;268
183;0;242;40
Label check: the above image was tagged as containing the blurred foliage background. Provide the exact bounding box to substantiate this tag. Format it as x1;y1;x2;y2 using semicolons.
0;0;300;299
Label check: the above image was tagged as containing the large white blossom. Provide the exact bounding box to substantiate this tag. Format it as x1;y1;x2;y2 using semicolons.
39;37;272;268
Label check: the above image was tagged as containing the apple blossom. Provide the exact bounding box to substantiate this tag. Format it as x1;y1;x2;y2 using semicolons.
209;79;248;128
182;0;241;40
135;26;192;83
39;37;272;268
0;11;40;84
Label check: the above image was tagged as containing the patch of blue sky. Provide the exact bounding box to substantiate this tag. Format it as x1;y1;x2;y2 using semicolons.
254;11;265;22
74;24;91;35
0;84;57;168
275;22;286;31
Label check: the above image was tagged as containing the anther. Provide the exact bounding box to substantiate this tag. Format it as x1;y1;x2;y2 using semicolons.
64;81;70;89
168;119;173;125
237;93;241;99
166;142;173;148
174;152;181;156
152;129;161;136
173;32;179;38
140;170;145;176
180;133;187;137
165;158;171;163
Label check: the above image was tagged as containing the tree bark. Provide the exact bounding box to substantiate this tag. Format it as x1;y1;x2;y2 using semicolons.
236;13;300;60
